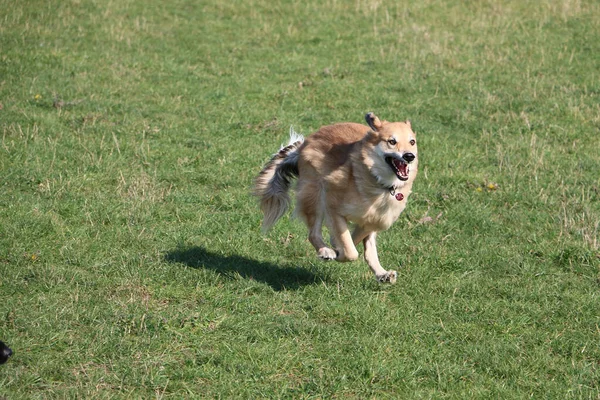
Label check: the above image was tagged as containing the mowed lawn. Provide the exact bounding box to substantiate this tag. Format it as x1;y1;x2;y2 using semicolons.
1;0;599;397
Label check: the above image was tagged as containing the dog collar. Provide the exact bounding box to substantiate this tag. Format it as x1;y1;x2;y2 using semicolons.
388;187;404;201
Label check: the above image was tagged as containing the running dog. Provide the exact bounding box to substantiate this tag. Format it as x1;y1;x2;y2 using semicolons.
254;112;418;283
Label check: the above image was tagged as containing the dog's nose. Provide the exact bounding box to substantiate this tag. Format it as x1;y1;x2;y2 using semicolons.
402;152;415;163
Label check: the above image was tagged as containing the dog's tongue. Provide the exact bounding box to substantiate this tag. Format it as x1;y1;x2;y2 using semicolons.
393;159;408;177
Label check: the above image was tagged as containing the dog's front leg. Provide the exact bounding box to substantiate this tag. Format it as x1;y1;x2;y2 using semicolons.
363;232;397;284
328;213;359;262
351;225;370;246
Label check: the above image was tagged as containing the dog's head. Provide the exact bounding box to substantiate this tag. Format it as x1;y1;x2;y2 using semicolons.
364;112;418;188
0;341;12;365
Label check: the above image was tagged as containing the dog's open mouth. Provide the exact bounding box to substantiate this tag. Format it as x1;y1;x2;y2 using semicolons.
386;157;409;181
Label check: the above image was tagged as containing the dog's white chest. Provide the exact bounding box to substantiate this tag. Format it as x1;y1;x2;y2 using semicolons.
347;192;407;231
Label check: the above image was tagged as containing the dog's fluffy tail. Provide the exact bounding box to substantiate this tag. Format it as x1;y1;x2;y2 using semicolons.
253;127;304;232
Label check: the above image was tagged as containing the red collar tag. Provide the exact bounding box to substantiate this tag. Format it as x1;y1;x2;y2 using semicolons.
389;187;404;201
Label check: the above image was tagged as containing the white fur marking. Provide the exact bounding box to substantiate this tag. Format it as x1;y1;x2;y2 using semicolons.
281;126;304;149
288;126;304;144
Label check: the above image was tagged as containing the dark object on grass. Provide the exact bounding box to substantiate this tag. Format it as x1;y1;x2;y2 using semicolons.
0;341;12;364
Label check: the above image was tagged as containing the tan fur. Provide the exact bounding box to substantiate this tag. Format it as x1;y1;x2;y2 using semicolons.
254;113;418;283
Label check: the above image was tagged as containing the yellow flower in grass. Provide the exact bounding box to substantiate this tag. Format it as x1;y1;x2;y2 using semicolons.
34;94;42;100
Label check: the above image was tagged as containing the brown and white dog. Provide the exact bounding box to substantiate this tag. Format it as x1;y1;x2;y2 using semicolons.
254;113;418;283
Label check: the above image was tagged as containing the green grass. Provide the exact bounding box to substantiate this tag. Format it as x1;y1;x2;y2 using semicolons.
1;0;599;397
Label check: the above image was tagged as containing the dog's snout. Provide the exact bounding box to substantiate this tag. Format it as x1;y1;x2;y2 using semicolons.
402;152;415;163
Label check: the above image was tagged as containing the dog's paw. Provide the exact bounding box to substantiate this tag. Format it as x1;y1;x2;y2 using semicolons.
335;249;359;262
318;248;337;261
376;270;397;284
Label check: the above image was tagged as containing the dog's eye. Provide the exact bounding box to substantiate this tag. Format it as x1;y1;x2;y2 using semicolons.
410;139;416;146
388;139;397;146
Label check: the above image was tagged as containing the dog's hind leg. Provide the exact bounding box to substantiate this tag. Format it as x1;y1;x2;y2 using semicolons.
363;232;397;284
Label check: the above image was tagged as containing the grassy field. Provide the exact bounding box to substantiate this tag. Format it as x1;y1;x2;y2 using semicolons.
1;0;599;397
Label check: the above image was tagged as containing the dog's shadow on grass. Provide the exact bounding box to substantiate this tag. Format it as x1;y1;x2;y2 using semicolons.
164;246;323;291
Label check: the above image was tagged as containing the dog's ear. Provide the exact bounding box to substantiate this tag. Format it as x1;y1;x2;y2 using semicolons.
405;120;412;129
365;112;383;131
